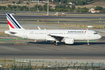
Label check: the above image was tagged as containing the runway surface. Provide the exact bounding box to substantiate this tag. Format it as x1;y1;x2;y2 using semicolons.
14;15;105;19
1;15;105;20
0;36;104;59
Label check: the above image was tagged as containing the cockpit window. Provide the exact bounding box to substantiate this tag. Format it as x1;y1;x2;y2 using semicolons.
94;32;98;34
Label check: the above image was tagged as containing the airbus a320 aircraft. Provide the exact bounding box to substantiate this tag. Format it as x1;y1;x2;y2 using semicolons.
5;14;102;45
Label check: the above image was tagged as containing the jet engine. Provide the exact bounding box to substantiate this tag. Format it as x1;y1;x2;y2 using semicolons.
64;38;74;44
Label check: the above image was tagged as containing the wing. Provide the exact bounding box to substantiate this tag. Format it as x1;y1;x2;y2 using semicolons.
48;34;68;42
45;29;68;42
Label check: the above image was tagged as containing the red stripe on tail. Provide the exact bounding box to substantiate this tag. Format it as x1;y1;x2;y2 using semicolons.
7;20;15;29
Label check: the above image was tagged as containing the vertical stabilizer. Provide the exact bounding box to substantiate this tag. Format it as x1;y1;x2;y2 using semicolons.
6;14;24;30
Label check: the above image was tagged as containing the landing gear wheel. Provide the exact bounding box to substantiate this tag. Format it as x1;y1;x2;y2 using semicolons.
53;41;56;45
53;41;58;46
55;42;58;46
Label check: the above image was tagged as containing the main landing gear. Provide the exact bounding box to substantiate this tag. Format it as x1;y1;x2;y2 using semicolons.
53;41;58;46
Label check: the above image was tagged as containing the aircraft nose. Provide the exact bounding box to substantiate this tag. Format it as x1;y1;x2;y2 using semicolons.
98;35;102;39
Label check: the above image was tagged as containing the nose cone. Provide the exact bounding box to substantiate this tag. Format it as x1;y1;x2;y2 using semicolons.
98;35;102;39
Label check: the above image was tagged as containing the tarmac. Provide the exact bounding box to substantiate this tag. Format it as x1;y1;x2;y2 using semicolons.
0;14;105;20
0;36;104;59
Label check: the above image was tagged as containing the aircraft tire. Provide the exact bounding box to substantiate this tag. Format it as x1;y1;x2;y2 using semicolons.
53;41;58;46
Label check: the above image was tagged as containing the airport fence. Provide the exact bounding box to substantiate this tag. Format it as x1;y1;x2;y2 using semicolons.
0;58;105;70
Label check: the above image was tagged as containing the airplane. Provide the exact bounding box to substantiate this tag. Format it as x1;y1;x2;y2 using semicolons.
5;14;102;45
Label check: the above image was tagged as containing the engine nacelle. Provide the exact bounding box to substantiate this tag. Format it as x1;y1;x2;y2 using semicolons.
64;38;74;44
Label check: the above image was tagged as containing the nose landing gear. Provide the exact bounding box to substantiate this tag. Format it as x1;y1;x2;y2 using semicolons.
87;40;89;45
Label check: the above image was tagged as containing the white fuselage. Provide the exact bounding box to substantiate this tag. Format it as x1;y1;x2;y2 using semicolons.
5;29;102;42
